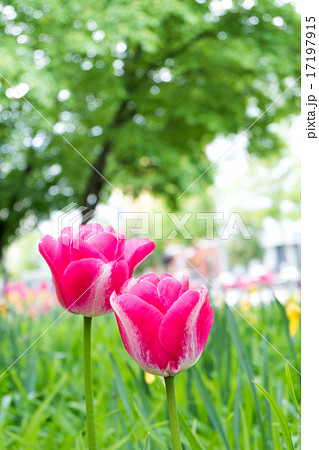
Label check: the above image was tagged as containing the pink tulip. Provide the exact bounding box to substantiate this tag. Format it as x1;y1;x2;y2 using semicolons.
110;273;214;376
39;224;155;317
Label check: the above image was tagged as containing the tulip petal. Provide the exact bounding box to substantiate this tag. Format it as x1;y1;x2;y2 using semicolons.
196;287;215;351
39;235;58;263
70;240;108;264
55;230;73;275
111;294;169;375
63;258;114;316
129;280;160;310
39;236;67;308
158;276;182;312
112;260;129;294
116;233;126;260
179;275;190;296
159;286;214;374
139;273;160;286
78;223;104;239
125;238;156;277
105;225;117;235
87;231;118;261
61;226;74;238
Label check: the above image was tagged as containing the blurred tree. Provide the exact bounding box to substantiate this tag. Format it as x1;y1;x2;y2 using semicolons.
0;0;300;258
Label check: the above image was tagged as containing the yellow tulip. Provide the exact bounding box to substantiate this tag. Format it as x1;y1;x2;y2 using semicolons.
144;372;156;385
240;294;251;312
286;302;301;337
0;301;8;317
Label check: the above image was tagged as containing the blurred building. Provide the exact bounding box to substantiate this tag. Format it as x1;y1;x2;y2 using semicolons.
261;217;300;271
163;239;228;284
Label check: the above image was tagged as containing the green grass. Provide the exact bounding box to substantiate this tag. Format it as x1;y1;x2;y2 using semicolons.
0;299;301;449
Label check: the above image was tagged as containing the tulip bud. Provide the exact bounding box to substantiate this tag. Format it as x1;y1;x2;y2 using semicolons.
110;273;214;376
39;224;155;317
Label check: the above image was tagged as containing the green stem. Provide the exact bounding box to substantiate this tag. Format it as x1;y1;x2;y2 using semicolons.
83;316;97;449
165;376;182;450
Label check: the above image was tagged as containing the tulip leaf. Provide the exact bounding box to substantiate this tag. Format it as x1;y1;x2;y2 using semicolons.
192;367;230;450
22;373;67;442
9;367;28;403
272;423;282;450
178;410;203;450
233;368;241;450
106;430;135;450
143;432;151;450
285;364;301;417
226;306;268;449
133;400;167;450
110;355;133;423
240;405;250;450
252;381;294;450
3;430;34;447
0;426;5;450
262;338;273;442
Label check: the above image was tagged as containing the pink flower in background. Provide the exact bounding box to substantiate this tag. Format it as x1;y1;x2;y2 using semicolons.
110;273;214;376
5;281;28;298
39;224;155;317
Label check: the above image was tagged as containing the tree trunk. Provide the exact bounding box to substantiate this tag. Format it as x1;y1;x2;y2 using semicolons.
81;141;112;224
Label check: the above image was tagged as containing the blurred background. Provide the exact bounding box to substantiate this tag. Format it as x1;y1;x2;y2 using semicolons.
0;0;301;448
0;0;301;306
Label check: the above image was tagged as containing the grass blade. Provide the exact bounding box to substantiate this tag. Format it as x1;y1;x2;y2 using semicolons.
262;338;272;444
110;355;133;423
252;381;294;450
133;400;167;450
143;432;150;450
0;425;5;450
10;367;28;402
226;306;268;449
285;364;301;417
22;373;67;442
240;405;250;449
192;367;230;450
233;368;241;450
178;410;203;450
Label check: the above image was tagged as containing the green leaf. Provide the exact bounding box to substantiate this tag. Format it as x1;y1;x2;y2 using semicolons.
192;367;230;450
110;355;133;423
272;423;282;450
106;430;135;450
132;400;167;450
22;373;68;442
262;339;272;442
0;425;5;450
252;381;294;450
285;364;301;417
226;306;268;449
240;405;250;450
10;367;28;402
143;433;151;450
178;410;203;450
233;368;241;450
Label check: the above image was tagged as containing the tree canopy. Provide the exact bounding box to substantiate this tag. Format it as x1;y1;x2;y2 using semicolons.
0;0;300;253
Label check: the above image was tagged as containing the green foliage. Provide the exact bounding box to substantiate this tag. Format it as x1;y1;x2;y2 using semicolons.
0;0;300;249
252;381;294;450
0;299;301;448
285;364;301;417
